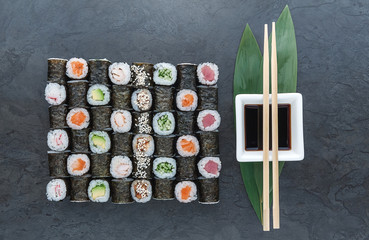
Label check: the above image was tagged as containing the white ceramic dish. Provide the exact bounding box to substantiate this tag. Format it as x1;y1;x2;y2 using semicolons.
235;93;304;162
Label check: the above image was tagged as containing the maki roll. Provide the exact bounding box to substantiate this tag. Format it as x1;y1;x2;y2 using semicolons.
109;62;131;85
197;131;219;156
198;177;219;204
66;108;90;130
175;181;197;203
47;129;69;151
111;85;132;109
87;84;110;106
89;131;111;154
90;153;111;177
197;86;218;110
176;111;195;135
111;132;133;156
71;128;90;153
110;110;132;133
131;62;154;88
44;83;66;105
132;154;152;179
153;178;175;200
153;62;177;86
176;89;198;111
176;156;197;180
176;63;197;91
111;178;134;204
49;104;68;129
176;135;199;157
153;86;175;111
153;135;176;157
153;112;175;135
67;154;90;176
66;58;88;80
197;110;221;131
110;155;133;178
132;134;155;156
67;80;88;107
198;157;221;178
132;112;153;134
91;106;112;130
46;179;67;201
88;179;110;202
197;62;219;86
48;151;69;177
48;58;67;84
88;59;111;85
131;88;152;112
70;175;90;202
131;179;152;203
153;157;176;179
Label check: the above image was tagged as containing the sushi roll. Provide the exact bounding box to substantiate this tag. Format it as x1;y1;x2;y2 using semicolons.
175;181;197;203
44;83;66;105
91;106;112;130
176;63;197;91
131;62;154;88
176;135;199;157
197;85;218;110
176;111;195;135
153;135;176;157
109;62;131;85
110;155;133;178
66;108;90;130
132;134;155;156
176;156;197;180
111;85;132;109
132;112;153;134
89;131;111;154
70;175;90;202
88;179;110;202
67;80;88;107
66;58;88;79
132;154;153;179
198;157;221;178
67;154;90;176
47;129;69;151
48;151;69;177
198;177;219;204
111;132;133;156
176;89;198;111
153;112;175;135
71;128;90;153
131;88;152;112
49;104;68;129
197;62;219;86
131;179;152;203
46;179;67;201
153;157;176;179
88;59;111;85
197;110;221;131
90;153;111;177
87;84;111;106
153;62;177;86
153;178;175;200
154;86;175;111
48;58;67;84
197;131;219;156
110;110;132;133
111;178;134;204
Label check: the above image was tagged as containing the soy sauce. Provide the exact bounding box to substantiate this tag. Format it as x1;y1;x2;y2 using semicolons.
244;104;291;151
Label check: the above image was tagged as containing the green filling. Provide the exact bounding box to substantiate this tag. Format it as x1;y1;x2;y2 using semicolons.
156;162;174;174
92;135;106;149
91;184;106;200
92;89;104;101
157;114;172;131
158;68;172;81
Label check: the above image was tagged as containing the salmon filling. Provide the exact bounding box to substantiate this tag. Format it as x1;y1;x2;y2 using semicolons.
71;111;87;126
181;185;192;200
71;158;86;172
180;139;196;153
71;61;84;77
182;94;194;107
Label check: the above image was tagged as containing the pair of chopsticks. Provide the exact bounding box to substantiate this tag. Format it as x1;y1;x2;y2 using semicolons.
262;22;280;231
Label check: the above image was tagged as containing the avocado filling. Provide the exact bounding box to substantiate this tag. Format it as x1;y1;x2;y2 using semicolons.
92;135;106;149
157;114;172;131
91;184;106;200
158;68;172;81
92;89;104;101
156;162;174;174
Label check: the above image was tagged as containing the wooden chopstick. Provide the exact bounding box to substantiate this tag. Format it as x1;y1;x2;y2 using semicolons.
271;22;280;229
262;23;270;232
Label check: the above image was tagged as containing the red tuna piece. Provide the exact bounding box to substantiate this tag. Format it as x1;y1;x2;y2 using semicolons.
201;65;215;82
202;113;216;128
204;160;218;175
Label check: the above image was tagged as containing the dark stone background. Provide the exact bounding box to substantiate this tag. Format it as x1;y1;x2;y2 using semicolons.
1;0;368;239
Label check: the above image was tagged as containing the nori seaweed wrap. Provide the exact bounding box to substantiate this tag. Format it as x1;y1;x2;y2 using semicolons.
131;62;154;88
197;131;219;156
88;59;111;85
153;177;175;200
71;129;90;153
176;111;195;135
67;80;88;107
132;155;153;179
132;112;153;134
48;58;67;84
154;86;175;111
111;85;132;110
198;177;219;203
91;106;112;130
111;132;133;156
154;135;176;157
48;151;69;177
91;153;111;177
70;175;91;202
176;156;197;180
197;86;218;110
111;178;134;204
49;104;68;129
176;63;197;91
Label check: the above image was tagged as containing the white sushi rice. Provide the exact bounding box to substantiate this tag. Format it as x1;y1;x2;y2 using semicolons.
46;179;67;201
131;179;152;203
176;89;198;111
109;62;131;85
197;110;221;131
197;62;219;85
197;157;222;178
175;181;197;203
110;155;133;178
153;112;175;135
132;134;155;156
153;157;176;179
176;135;199;157
153;62;177;86
87;84;111;106
66;57;88;79
66;108;90;130
47;129;69;151
45;83;66;105
131;89;152;112
110;110;132;133
88;179;110;202
67;154;90;176
89;131;111;154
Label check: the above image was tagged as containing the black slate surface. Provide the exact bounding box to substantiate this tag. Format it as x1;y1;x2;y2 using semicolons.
1;0;369;239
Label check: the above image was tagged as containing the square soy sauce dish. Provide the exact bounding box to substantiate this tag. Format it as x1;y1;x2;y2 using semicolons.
235;93;304;162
